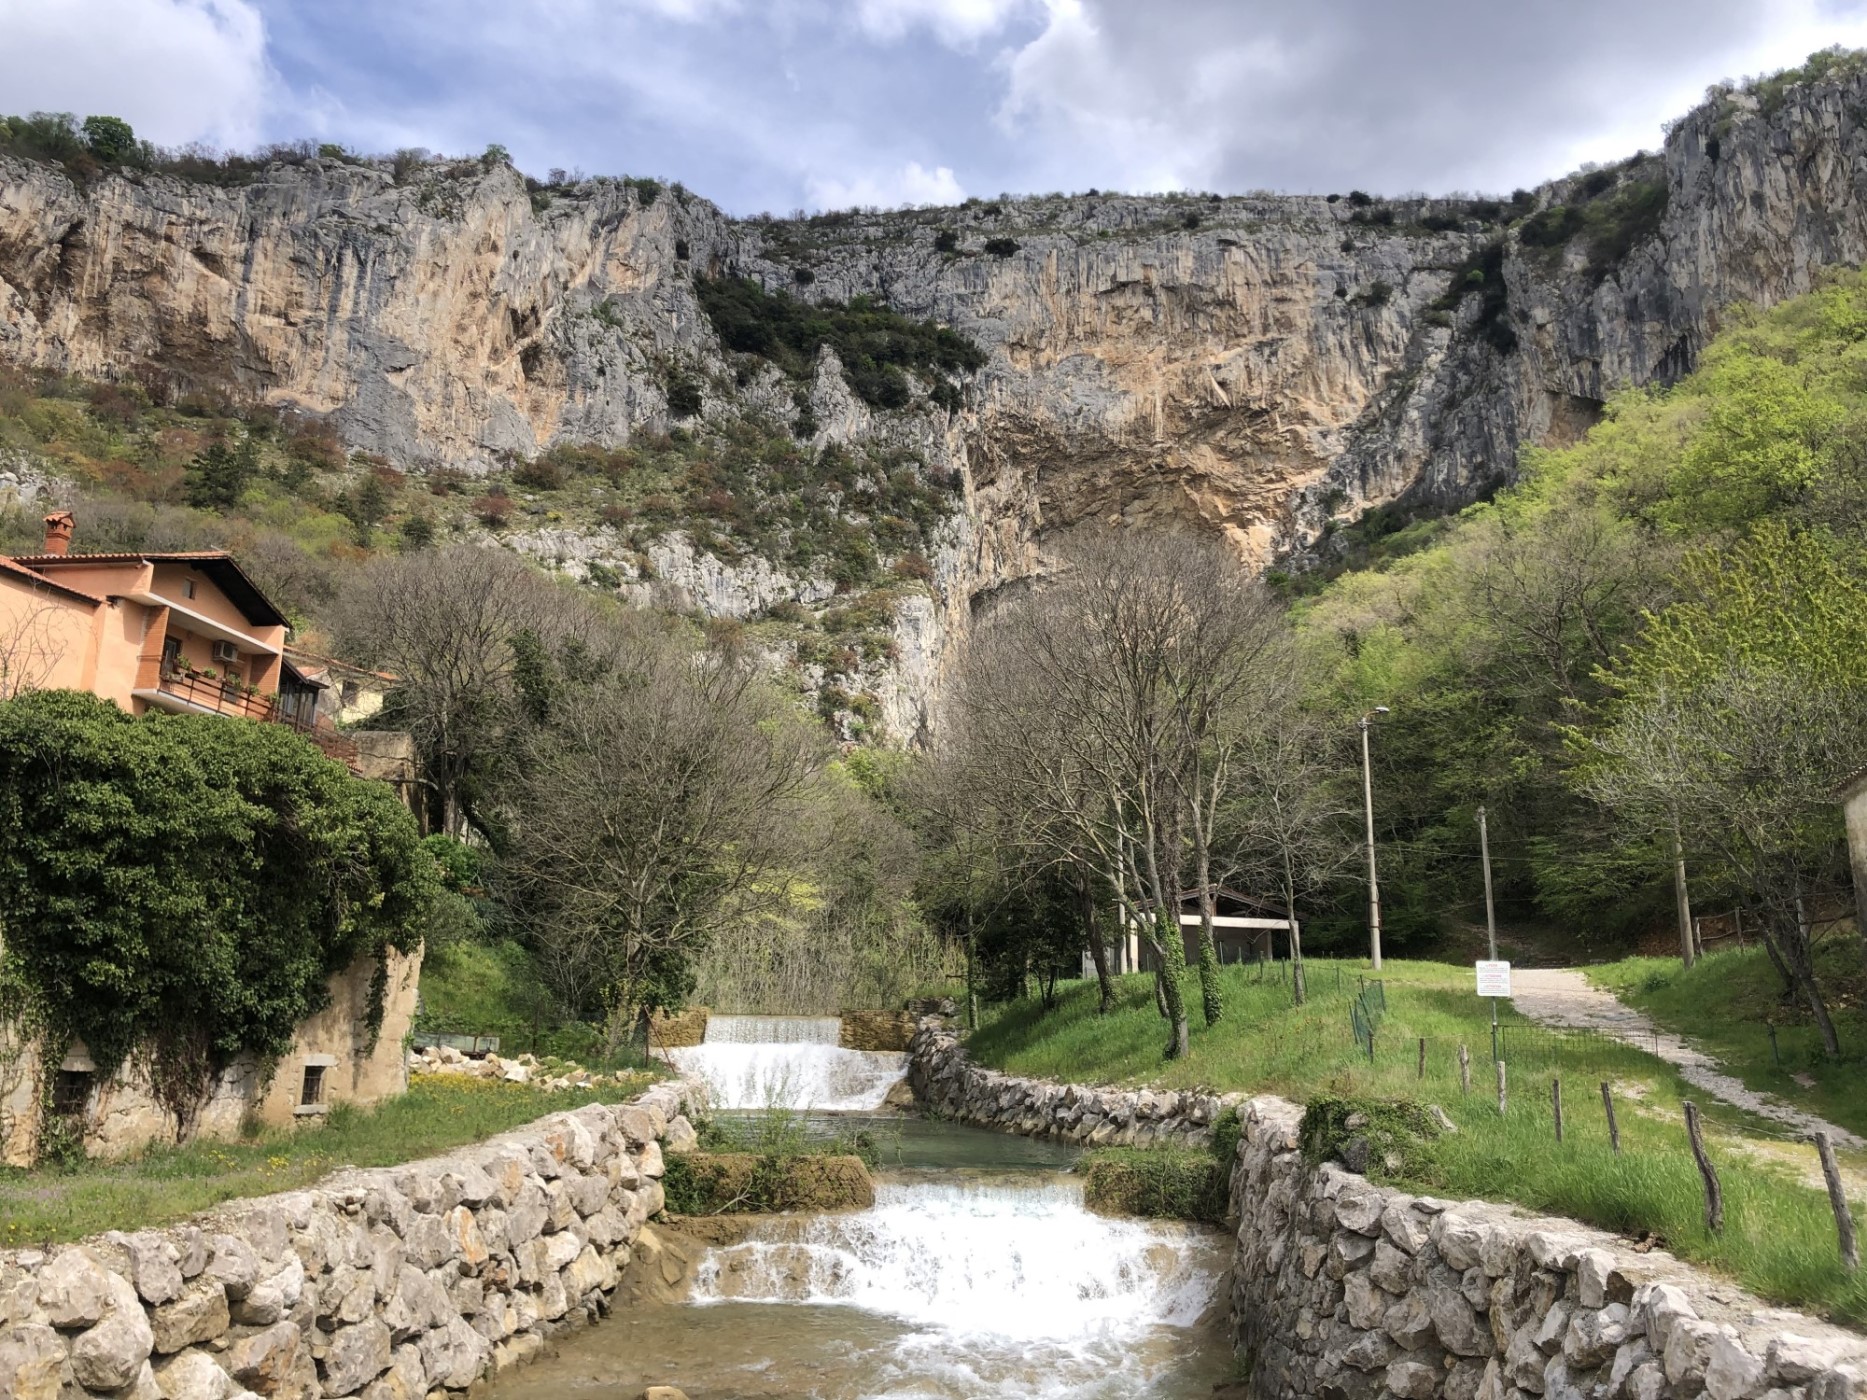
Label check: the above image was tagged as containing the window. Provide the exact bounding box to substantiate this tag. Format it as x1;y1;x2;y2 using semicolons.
160;637;182;675
52;1070;92;1117
300;1065;325;1107
182;578;196;599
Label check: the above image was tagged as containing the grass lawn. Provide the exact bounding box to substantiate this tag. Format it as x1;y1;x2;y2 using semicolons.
959;958;1867;1325
1587;939;1867;1141
0;1071;660;1248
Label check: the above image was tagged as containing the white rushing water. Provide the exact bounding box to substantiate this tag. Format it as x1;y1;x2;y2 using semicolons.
695;1177;1219;1335
688;1176;1225;1400
666;1014;908;1110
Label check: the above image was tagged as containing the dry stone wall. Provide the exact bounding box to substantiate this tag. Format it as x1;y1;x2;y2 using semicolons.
0;1078;700;1400
906;1028;1867;1400
906;1021;1235;1146
1229;1097;1867;1400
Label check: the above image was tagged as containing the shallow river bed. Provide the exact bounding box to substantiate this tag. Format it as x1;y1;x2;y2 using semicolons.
485;1116;1234;1400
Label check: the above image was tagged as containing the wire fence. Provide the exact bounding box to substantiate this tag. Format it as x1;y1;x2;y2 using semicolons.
1350;978;1386;1059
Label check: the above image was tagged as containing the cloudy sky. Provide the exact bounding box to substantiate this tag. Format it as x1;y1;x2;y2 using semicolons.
5;0;1867;214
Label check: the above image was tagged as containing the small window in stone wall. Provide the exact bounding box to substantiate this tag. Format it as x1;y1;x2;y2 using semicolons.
300;1064;325;1107
52;1069;92;1117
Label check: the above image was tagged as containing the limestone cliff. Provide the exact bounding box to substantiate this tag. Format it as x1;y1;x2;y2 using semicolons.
5;65;1867;735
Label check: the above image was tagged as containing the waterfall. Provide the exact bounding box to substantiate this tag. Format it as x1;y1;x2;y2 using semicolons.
698;1015;841;1045
693;1177;1219;1336
666;1014;907;1110
676;1174;1227;1399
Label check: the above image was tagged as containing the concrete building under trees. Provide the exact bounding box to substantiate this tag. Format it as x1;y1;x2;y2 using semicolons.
1099;888;1297;975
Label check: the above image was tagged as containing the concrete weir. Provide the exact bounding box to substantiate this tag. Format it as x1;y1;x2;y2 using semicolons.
905;1021;1867;1400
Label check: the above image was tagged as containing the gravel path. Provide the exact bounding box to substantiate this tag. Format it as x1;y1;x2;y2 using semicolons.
1509;967;1865;1151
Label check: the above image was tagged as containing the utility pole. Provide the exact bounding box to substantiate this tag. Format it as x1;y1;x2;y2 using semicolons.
1360;707;1388;970
1478;804;1500;1063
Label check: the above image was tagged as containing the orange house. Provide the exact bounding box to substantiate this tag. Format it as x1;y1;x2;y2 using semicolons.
0;511;326;728
0;511;427;1165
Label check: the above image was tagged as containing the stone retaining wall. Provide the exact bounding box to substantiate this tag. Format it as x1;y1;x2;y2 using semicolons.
907;1021;1235;1145
0;1078;701;1400
907;1026;1867;1400
1230;1097;1867;1400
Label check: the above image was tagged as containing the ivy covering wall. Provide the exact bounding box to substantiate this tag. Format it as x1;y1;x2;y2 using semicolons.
0;690;435;1119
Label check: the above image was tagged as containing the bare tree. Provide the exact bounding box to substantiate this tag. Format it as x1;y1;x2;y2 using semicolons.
329;546;585;836
1156;538;1288;1024
1229;663;1359;1004
1584;665;1864;1056
945;531;1282;1055
0;600;69;699
497;627;821;1046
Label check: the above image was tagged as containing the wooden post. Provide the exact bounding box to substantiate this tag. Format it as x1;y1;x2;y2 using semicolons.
1552;1078;1564;1142
1418;1037;1427;1080
1768;1024;1780;1067
1600;1081;1620;1154
1458;1044;1471;1095
1495;1060;1507;1116
1814;1132;1860;1272
1683;1102;1723;1234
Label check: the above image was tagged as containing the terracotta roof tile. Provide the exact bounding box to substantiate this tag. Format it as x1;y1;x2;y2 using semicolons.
7;550;235;565
9;551;288;629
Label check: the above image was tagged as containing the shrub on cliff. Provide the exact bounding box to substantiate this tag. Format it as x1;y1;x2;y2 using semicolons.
693;275;985;410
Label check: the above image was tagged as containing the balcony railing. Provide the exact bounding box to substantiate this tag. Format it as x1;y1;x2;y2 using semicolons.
157;668;280;723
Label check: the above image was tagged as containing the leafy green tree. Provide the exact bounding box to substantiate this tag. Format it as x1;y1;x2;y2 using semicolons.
80;115;136;163
1297;267;1867;956
183;435;258;511
397;513;437;551
341;471;392;543
0;691;434;1136
1580;524;1867;1050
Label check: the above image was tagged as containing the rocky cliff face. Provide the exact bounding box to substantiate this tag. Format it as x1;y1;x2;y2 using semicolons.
5;67;1867;734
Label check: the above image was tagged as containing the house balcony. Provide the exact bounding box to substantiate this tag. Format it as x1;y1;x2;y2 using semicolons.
136;668;291;725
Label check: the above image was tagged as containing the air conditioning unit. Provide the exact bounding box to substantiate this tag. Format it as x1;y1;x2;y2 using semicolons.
211;640;240;667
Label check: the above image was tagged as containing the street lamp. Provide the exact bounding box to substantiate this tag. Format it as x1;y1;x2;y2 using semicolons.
1359;707;1389;969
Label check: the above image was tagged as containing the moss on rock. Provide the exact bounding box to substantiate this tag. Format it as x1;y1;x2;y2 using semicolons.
1298;1094;1443;1181
662;1151;875;1214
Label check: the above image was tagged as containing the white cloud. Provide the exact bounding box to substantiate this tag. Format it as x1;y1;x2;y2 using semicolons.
855;0;1031;45
807;158;966;208
0;0;271;149
623;0;741;20
987;0;1867;199
1542;0;1867;178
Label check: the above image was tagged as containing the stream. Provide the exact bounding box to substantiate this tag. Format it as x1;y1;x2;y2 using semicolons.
485;1016;1234;1400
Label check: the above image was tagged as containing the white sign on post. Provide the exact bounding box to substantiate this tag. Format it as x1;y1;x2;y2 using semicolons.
1475;960;1512;998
